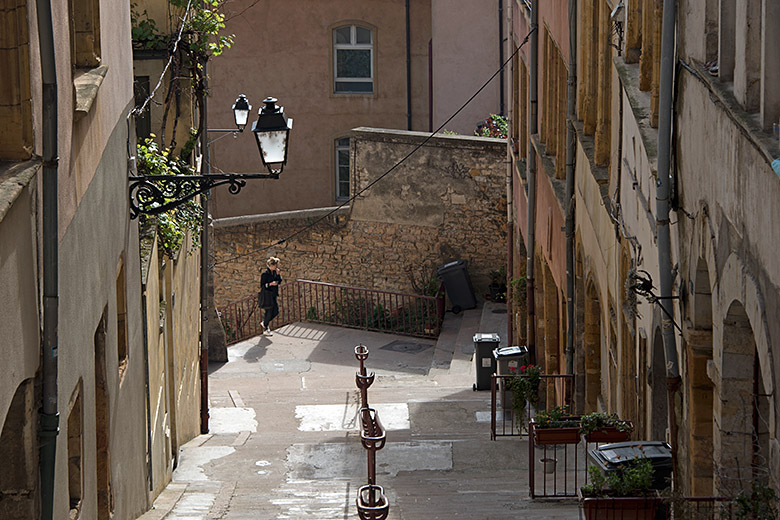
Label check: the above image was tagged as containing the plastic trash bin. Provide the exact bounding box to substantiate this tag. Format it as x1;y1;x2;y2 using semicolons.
588;441;673;490
436;260;477;313
472;333;500;391
493;346;530;410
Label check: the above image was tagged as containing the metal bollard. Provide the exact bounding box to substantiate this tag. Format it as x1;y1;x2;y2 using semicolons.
354;346;390;520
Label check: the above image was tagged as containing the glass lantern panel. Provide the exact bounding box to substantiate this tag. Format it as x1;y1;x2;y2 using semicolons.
256;130;288;165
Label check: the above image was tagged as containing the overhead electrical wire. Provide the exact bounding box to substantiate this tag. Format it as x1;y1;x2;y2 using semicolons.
212;25;537;268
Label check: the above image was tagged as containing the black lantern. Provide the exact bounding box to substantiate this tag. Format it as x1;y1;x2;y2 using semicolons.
251;97;293;175
232;94;251;131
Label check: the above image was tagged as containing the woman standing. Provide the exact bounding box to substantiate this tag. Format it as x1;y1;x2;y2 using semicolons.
259;256;282;335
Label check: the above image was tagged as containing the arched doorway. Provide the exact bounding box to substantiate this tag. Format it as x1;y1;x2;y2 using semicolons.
650;325;668;442
716;300;768;495
584;278;602;412
0;380;36;519
687;258;714;495
574;250;585;412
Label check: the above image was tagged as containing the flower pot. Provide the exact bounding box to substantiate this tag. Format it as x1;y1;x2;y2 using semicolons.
540;457;557;474
580;495;662;520
583;422;633;443
533;426;581;445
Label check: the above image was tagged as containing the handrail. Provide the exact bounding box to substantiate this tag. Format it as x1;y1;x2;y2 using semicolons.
219;279;445;345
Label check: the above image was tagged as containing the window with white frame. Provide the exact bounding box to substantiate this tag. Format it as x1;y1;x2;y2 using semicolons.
335;137;350;200
333;25;373;93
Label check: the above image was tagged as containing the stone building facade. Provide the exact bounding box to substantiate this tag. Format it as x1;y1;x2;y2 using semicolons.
213;128;508;309
206;0;505;219
508;0;780;499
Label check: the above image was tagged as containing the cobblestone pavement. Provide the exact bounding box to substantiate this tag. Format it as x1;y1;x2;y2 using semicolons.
138;302;582;519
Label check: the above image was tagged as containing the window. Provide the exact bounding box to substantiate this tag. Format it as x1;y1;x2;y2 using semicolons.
67;383;83;519
116;256;128;380
69;0;101;68
133;76;151;140
335;137;350;200
333;25;373;93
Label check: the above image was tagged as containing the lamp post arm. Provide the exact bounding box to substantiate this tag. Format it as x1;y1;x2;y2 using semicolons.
129;173;279;218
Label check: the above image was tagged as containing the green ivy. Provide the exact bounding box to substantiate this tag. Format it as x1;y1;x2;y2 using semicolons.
136;138;201;257
130;5;169;51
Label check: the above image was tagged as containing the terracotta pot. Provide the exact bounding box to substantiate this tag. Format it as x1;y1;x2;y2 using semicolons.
583;422;633;443
580;495;662;520
533;425;581;445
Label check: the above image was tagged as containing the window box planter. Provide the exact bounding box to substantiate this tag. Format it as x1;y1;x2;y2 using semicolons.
531;418;581;445
580;493;662;520
583;422;633;443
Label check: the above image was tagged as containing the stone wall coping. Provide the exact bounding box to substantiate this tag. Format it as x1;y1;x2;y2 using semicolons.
213;205;351;228
351;127;507;150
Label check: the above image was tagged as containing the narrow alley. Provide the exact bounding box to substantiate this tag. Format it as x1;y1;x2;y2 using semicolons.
138;303;581;519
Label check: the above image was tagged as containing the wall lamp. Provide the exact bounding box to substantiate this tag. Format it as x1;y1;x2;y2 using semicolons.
129;95;293;218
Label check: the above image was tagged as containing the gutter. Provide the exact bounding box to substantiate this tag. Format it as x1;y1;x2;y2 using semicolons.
564;0;577;376
36;0;60;513
526;0;538;363
406;0;412;130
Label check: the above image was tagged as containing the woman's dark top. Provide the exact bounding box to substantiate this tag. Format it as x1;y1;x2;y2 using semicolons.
260;268;282;296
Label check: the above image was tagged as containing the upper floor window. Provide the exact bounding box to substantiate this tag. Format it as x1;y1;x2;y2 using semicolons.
69;0;101;69
335;137;350;200
333;25;373;94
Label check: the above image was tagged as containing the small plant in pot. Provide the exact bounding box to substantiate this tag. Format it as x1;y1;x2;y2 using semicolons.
579;412;634;442
506;364;541;431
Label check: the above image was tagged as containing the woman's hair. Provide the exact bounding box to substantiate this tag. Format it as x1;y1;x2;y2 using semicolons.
266;256;280;267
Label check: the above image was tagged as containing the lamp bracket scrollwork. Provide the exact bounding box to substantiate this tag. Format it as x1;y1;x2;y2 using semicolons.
128;173;279;219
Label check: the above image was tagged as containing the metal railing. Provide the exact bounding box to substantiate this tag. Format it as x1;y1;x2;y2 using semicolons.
219;279;445;345
490;373;575;439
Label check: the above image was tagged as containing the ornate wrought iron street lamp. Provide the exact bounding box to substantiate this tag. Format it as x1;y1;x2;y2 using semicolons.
128;94;293;218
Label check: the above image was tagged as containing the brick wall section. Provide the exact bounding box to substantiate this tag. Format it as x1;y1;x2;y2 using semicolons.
213;127;507;309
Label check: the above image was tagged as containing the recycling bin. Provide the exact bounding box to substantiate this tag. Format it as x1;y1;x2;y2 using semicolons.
588;441;673;490
493;345;530;410
436;260;477;313
472;333;500;391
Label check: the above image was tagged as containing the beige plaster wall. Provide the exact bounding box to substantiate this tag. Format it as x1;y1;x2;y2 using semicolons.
209;0;432;218
213;128;507;309
431;0;500;135
0;165;40;448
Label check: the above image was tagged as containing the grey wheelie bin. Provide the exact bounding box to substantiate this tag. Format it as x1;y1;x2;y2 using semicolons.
436;259;477;313
493;345;530;410
472;333;500;391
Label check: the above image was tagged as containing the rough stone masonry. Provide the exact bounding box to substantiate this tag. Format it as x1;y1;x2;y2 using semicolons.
212;127;508;310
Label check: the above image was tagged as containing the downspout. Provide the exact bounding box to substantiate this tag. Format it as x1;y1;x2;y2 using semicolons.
564;0;577;376
140;289;153;491
506;0;513;346
526;0;538;363
199;60;210;434
656;0;681;483
406;0;412;130
428;39;433;132
36;0;59;513
498;0;505;115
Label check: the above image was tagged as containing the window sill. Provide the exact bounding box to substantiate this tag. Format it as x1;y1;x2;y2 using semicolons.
73;64;109;121
0;159;40;225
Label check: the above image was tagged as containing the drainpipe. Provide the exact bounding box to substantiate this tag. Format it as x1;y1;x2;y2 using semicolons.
498;0;505;115
526;0;538;363
199;60;210;434
140;290;154;491
406;0;412;130
428;39;433;132
506;0;513;346
36;0;59;513
656;0;681;483
564;0;577;376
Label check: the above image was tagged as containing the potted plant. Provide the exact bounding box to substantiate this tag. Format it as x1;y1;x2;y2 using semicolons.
531;405;580;445
488;266;507;302
580;412;634;443
506;364;541;431
580;457;661;520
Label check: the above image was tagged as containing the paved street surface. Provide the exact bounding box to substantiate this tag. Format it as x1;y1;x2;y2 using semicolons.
138;302;581;519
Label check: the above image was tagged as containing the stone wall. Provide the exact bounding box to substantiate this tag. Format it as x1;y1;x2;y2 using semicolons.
213;128;508;309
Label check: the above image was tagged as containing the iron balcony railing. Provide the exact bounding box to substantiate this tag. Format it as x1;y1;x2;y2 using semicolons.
219;279;445;345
